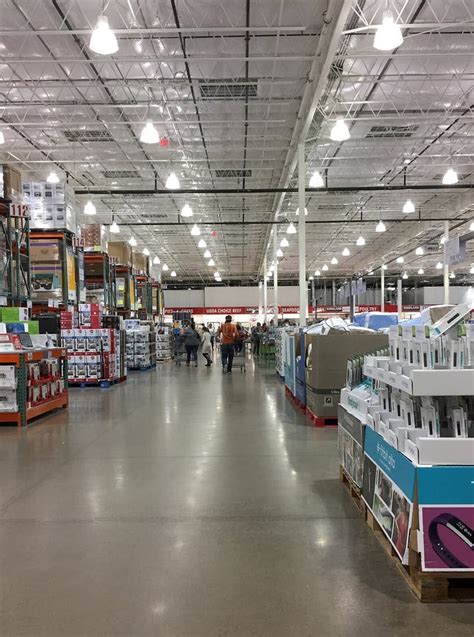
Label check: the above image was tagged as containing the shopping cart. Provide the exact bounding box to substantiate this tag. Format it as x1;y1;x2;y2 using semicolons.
174;337;187;367
232;339;250;373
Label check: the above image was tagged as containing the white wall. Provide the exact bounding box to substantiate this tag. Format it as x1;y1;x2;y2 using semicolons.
164;286;301;308
163;289;205;307
204;286;258;306
422;286;474;305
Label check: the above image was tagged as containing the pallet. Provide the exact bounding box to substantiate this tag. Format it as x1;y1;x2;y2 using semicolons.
128;364;156;372
306;406;337;427
285;385;306;412
339;465;474;603
69;379;119;388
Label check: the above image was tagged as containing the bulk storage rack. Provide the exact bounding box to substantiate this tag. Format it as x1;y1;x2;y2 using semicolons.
0;199;31;306
114;264;136;316
0;347;68;428
84;251;115;312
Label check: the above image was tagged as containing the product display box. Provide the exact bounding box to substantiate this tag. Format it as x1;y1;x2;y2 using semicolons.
83;223;108;253
305;333;388;417
108;241;132;266
132;252;149;274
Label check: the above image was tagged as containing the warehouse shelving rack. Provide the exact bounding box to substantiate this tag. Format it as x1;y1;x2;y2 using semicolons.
0;198;31;306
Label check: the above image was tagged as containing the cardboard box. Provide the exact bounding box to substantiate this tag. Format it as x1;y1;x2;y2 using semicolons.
305;332;388;417
132;252;148;274
0;307;29;322
3;165;22;201
108;241;132;266
83;223;108;253
30;240;61;262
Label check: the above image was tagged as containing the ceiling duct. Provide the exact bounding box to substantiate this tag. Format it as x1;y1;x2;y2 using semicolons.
64;129;114;142
366;125;418;138
199;79;258;100
103;170;140;179
215;169;252;178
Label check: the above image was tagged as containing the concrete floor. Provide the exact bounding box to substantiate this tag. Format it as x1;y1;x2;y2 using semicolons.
0;358;472;636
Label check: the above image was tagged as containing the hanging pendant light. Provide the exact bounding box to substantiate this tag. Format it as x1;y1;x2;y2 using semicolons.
198;239;206;248
128;235;137;247
143;247;150;256
190;223;200;236
450;272;456;279
280;237;289;248
415;246;424;256
214;271;221;279
322;264;329;271
0;131;5;145
440;236;446;245
110;217;120;233
417;268;424;275
402;199;415;214
287;222;297;234
382;264;388;270
162;263;169;271
165;172;180;189
170;270;177;277
181;203;193;217
46;171;60;184
207;259;215;267
153;256;160;265
469;265;474;274
342;247;350;256
330;117;350;142
373;11;404;51
435;261;443;269
84;200;96;216
315;269;321;276
396;256;404;263
140;120;160;144
309;171;324;188
331;257;338;265
469;221;474;231
375;220;386;233
356;235;366;246
203;250;211;258
295;207;308;216
276;248;284;258
442;168;458;185
402;272;408;280
89;15;119;55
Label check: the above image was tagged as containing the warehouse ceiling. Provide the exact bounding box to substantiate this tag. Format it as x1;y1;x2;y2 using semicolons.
0;0;473;285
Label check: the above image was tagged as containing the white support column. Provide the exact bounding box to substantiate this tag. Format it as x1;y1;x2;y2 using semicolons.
381;265;385;312
397;277;403;319
258;281;263;319
332;280;336;305
273;230;279;324
298;142;307;326
443;221;450;304
263;254;268;323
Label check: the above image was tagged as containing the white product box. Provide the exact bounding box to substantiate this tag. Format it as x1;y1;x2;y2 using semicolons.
0;388;17;412
417;437;474;465
0;364;16;388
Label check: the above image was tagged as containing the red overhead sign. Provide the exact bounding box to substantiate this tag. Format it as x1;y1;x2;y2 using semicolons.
164;304;421;316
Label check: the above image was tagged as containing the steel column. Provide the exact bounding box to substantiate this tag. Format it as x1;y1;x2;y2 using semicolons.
298;143;307;326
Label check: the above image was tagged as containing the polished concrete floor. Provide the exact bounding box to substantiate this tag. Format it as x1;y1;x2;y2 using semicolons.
0;357;472;636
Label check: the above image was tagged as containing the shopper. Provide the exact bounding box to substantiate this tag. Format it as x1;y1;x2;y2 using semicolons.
251;322;262;355
182;322;200;366
208;323;215;351
201;326;213;367
234;323;247;354
219;315;237;373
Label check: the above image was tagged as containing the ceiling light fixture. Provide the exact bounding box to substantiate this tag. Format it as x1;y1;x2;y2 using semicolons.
190;223;200;236
440;236;446;245
402;272;408;280
165;172;180;189
415;246;424;256
46;171;60;184
330;117;350;142
198;239;206;248
162;263;169;272
396;256;404;263
83;200;96;216
295;207;308;216
140;120;159;144
280;237;289;248
153;256;160;265
382;264;388;270
402;199;415;214
436;261;443;269
417;268;424;275
442;168;458;185
207;259;215;267
469;221;474;231
309;275;314;281
128;235;137;247
368;271;374;275
376;220;386;233
309;171;324;188
450;272;455;279
287;222;297;234
373;10;404;51
110;217;120;234
331;257;338;265
143;247;150;256
89;14;119;55
470;265;474;274
356;235;366;246
315;269;321;276
276;248;284;258
214;271;221;279
203;250;211;258
170;270;177;277
342;247;350;256
322;264;329;271
181;203;193;217
0;131;5;145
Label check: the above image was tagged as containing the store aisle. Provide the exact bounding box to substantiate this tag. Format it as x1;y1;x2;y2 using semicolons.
0;360;471;636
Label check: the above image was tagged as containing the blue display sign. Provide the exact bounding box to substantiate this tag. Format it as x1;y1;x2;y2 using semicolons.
418;465;474;505
364;428;417;499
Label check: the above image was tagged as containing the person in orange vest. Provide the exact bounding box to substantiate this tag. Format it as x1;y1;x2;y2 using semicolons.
219;315;237;373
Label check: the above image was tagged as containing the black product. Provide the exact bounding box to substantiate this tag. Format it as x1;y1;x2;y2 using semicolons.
102;315;120;329
19;332;34;348
37;313;60;335
428;513;473;568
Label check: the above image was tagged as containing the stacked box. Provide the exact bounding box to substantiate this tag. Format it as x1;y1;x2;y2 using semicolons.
82;223;108;253
156;327;173;361
78;303;101;328
22;181;76;232
125;324;156;369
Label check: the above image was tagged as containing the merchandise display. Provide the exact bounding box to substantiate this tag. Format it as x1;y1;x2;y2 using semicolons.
156;327;173;361
22;181;76;232
339;303;474;572
125;319;156;370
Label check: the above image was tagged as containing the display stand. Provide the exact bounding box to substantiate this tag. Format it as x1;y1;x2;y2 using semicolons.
0;347;68;428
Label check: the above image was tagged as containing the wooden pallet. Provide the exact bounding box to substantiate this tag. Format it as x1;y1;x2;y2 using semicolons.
306;406;337;427
339;466;474;602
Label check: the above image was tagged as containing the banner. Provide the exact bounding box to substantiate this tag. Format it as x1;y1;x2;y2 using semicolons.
164;304;422;316
362;428;416;563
